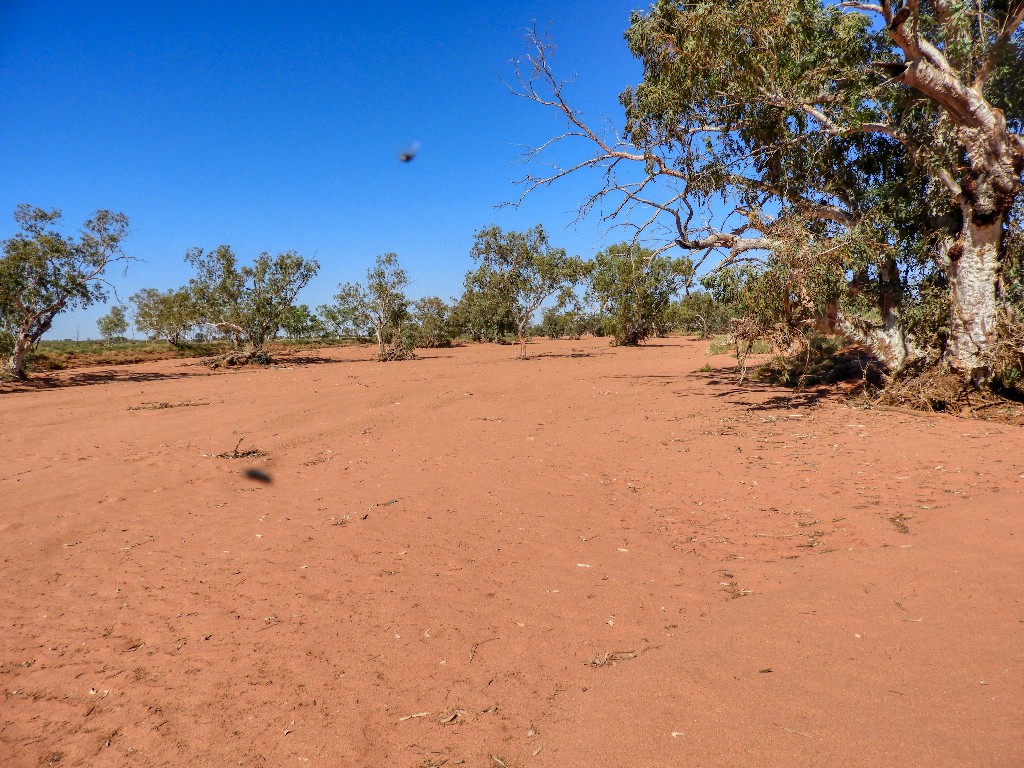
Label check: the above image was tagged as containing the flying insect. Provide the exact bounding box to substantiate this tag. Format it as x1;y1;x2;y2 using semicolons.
398;142;421;162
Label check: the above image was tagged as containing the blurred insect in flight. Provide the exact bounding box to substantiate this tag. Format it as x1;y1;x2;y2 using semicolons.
398;142;421;162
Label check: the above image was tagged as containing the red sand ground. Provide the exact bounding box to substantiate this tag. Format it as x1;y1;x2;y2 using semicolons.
1;336;1021;767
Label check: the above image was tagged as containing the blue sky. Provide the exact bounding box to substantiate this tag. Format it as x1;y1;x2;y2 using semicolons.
0;1;649;339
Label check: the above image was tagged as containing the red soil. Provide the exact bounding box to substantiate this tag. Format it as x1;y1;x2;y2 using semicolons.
1;336;1021;767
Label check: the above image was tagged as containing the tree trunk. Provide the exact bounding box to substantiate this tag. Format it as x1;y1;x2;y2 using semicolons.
5;333;33;380
517;324;527;358
834;309;921;370
946;215;1004;381
827;258;920;370
375;324;385;358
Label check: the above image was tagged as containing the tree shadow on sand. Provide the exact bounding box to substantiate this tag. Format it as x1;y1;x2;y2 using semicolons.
1;347;456;395
604;368;833;410
1;367;212;394
690;369;832;410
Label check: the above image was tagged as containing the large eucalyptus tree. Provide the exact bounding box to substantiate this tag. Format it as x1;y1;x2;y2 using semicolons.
514;0;1023;381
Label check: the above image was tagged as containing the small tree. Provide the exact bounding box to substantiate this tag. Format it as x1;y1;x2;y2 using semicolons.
674;291;732;339
186;245;245;347
470;224;585;357
449;269;518;342
323;254;413;359
97;304;129;343
186;246;319;354
411;296;454;348
366;253;412;359
0;205;131;379
538;304;589;340
131;287;198;346
586;243;693;346
319;283;375;339
279;303;328;339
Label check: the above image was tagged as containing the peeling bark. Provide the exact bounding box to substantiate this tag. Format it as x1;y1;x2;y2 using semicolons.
888;28;1024;380
947;218;1003;377
834;310;922;370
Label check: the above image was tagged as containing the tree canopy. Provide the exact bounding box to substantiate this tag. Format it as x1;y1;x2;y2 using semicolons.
1;205;130;379
97;305;129;342
514;0;1024;382
322;253;413;360
186;246;319;352
131;287;199;346
469;224;586;357
587;242;693;345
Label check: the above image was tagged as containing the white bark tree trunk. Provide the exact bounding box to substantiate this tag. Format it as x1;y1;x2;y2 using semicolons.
833;307;922;370
5;333;33;380
947;218;1003;378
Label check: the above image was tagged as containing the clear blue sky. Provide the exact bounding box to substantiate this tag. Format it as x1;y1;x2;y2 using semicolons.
0;1;649;339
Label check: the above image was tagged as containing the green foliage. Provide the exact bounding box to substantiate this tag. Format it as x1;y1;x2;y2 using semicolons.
1004;198;1024;314
131;287;198;346
96;305;129;342
279;303;329;339
365;252;413;359
1;205;130;378
622;0;892;207
673;291;733;338
321;253;412;359
411;296;454;348
319;283;375;339
186;246;319;350
518;0;1023;376
450;268;518;342
619;0;943;347
699;234;847;353
537;305;590;340
586;242;692;345
469;224;586;355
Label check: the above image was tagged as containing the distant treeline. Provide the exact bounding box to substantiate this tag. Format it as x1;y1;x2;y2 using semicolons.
1;207;741;378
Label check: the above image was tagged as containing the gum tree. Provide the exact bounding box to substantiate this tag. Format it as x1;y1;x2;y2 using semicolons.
469;224;585;357
323;253;412;359
586;242;693;345
366;253;412;358
411;296;454;348
186;246;319;353
96;305;129;342
513;1;1024;381
131;287;199;346
319;283;375;340
0;205;130;379
450;267;518;342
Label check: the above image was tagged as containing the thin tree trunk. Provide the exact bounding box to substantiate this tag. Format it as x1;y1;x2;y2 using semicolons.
518;324;527;358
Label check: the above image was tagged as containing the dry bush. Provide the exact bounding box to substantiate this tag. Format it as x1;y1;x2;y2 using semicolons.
982;314;1024;398
377;344;416;362
205;349;274;369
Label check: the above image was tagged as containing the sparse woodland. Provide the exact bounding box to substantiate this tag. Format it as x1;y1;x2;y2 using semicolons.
3;0;1022;405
